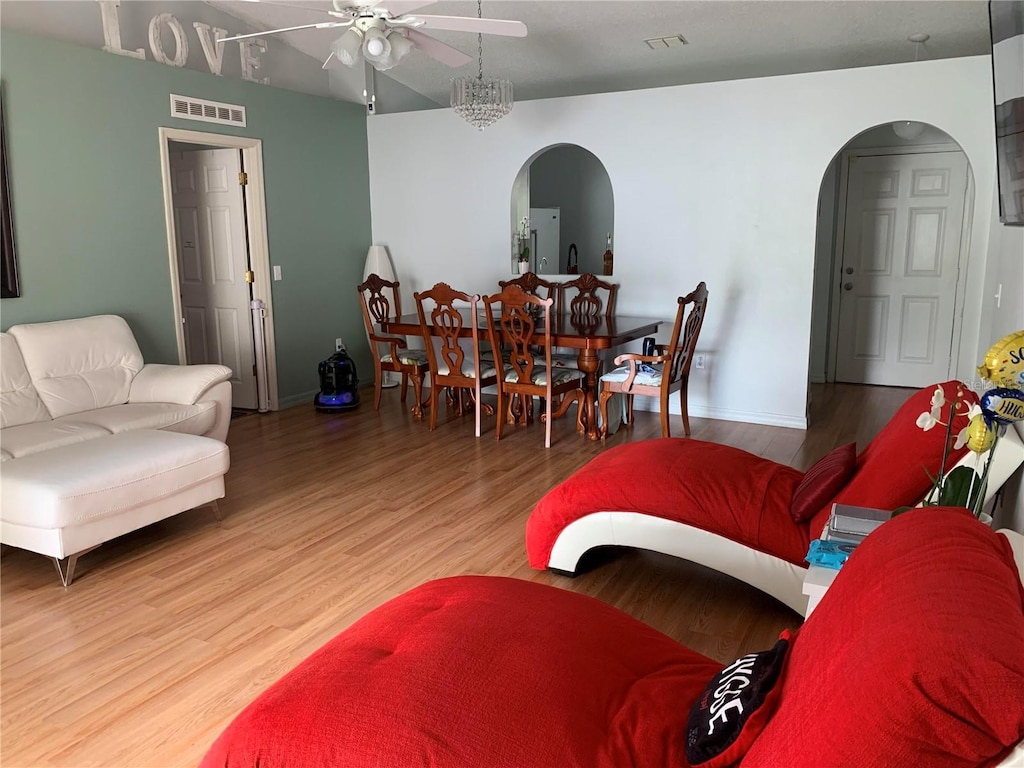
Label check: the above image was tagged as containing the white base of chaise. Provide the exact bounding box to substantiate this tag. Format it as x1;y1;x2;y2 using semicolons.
1;430;229;585
548;512;809;615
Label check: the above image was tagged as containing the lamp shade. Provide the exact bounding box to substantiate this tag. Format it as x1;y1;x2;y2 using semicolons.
333;28;364;67
363;245;396;282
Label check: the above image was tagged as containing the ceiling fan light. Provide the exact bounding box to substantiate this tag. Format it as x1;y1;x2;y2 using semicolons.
332;28;363;67
363;27;391;61
388;31;414;64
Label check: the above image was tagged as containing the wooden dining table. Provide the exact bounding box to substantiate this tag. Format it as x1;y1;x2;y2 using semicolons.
382;310;662;440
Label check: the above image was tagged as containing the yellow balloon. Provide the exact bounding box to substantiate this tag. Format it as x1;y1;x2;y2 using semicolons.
966;414;994;453
977;329;1024;389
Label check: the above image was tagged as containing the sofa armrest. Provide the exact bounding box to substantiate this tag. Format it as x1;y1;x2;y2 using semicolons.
128;364;232;406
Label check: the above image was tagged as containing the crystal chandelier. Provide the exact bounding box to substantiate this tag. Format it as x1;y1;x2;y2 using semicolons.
450;0;513;130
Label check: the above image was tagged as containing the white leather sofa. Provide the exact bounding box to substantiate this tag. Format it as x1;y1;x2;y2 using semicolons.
0;315;234;585
1;314;232;457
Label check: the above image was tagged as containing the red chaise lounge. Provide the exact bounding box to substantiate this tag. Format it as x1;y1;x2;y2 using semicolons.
201;509;1024;767
526;380;1024;614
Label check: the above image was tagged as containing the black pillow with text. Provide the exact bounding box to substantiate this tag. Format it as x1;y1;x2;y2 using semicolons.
685;631;791;768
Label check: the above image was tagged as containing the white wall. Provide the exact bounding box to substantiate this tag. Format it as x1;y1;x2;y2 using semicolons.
367;56;997;429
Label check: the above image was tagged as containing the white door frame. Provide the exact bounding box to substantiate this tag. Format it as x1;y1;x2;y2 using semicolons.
825;142;973;384
158;127;279;411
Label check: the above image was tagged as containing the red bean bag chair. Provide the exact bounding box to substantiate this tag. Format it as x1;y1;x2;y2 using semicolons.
525;381;992;613
201;510;1024;767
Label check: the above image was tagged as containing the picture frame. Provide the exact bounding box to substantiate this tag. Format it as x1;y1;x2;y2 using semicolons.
990;0;1024;226
1;87;21;298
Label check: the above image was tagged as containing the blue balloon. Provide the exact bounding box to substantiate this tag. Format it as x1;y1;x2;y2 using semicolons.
980;387;1024;426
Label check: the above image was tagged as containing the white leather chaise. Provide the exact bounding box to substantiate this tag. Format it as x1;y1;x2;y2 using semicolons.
0;314;234;584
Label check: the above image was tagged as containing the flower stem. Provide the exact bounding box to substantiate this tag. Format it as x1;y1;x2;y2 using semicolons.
971;427;1000;518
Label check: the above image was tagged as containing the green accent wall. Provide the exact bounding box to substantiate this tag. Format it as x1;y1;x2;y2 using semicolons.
0;30;372;407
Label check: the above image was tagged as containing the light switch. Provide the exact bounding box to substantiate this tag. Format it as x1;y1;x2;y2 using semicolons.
273;265;282;281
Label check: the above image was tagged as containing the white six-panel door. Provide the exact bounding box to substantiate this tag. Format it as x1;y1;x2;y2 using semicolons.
835;151;969;387
170;148;259;409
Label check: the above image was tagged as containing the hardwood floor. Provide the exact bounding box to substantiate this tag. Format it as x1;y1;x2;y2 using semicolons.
0;382;912;767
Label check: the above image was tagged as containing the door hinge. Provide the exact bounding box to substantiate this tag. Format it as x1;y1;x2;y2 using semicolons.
244;270;255;284
238;172;248;186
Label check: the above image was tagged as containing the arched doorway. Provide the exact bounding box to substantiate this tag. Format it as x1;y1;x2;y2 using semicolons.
809;122;974;388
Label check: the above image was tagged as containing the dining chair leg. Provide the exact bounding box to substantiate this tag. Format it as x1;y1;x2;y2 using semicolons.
495;389;507;441
400;371;409;403
373;378;383;411
660;398;671;438
410;372;425;420
428;382;439;431
545;397;552;448
625;395;634;424
474;381;482;437
597;389;612;440
679;382;691;436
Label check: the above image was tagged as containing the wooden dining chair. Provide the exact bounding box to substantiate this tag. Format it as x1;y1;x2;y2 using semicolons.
552;273;620;373
483;285;586;448
414;282;497;436
357;273;429;417
558;273;618;320
495;272;559;364
598;281;708;439
498;272;559;302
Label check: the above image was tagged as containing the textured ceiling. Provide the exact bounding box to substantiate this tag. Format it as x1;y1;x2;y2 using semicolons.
207;0;991;111
1;1;992;114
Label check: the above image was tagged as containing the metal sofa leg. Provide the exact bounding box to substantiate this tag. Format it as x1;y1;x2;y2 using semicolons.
52;545;98;588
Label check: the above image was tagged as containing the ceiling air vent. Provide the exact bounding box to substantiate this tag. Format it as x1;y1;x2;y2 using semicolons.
644;34;688;50
169;95;246;127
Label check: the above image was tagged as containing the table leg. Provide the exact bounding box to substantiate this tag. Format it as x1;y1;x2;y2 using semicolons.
577;349;601;440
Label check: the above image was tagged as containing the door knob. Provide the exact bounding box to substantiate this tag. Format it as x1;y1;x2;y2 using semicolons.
845;266;854;275
844;282;854;291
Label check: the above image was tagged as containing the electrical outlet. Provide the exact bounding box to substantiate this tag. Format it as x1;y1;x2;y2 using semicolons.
335;338;344;352
694;353;707;370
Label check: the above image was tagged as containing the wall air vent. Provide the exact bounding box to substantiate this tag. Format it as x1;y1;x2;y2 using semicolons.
169;95;246;127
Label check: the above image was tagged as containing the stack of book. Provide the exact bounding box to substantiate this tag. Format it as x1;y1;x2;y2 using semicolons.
827;504;892;544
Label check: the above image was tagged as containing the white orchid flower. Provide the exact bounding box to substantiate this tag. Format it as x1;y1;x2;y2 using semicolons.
930;386;946;410
953;403;983;449
916;410;940;431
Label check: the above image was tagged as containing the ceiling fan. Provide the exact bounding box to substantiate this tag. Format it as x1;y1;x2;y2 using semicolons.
220;0;527;72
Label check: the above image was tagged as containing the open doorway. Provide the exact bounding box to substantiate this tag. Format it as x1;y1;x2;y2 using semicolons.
810;122;974;389
158;127;278;412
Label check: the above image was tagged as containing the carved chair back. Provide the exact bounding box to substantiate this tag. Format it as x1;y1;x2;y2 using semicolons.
559;273;618;319
666;281;709;386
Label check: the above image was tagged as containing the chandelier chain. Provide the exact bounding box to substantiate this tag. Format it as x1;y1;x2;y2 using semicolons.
477;0;484;81
449;0;514;130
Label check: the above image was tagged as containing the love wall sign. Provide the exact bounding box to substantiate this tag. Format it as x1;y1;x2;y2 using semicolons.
97;1;270;85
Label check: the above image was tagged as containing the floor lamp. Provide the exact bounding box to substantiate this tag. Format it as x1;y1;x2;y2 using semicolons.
363;245;399;388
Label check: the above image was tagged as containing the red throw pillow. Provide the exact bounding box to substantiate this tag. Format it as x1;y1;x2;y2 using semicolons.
685;631;792;768
789;443;856;523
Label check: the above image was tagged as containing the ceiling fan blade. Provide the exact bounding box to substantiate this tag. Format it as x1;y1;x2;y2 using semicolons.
371;0;439;16
412;15;527;37
220;21;353;44
405;29;472;68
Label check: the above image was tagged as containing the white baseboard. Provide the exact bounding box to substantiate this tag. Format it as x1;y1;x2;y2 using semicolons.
632;395;807;430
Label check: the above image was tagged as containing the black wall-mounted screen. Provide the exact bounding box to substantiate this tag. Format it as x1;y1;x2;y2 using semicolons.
991;0;1024;226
